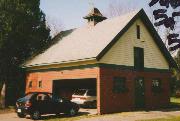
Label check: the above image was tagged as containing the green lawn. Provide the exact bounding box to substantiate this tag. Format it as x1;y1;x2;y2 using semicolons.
170;97;180;108
171;97;180;105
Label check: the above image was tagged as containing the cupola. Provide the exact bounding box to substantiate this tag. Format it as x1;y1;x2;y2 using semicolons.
84;7;107;26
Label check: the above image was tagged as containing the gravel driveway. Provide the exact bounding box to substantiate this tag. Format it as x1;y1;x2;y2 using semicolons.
78;109;180;121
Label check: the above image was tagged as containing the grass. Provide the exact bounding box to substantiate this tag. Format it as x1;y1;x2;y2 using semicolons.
171;97;180;105
170;97;180;108
137;116;180;121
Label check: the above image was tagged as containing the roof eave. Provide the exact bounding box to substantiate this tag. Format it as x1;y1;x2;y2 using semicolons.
22;57;97;68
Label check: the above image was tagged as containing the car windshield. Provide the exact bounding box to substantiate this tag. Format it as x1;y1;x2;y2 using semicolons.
52;95;63;102
73;89;86;95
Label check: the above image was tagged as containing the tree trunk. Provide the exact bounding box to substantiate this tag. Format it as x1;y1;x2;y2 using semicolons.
0;82;6;109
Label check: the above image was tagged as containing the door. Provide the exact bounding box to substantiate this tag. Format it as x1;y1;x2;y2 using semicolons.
34;93;53;114
135;77;145;108
43;94;54;114
51;96;67;113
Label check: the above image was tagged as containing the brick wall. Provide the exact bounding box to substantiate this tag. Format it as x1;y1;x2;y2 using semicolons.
26;67;99;93
99;67;171;114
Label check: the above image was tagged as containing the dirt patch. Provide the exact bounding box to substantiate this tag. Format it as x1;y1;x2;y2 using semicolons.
0;108;15;114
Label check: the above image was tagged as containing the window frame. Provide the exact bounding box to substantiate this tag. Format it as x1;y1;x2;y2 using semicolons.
152;78;162;93
113;77;127;93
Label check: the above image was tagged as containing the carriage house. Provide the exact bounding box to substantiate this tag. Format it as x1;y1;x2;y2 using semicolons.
22;8;177;114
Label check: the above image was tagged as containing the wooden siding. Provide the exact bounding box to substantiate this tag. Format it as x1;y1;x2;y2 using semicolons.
100;19;169;69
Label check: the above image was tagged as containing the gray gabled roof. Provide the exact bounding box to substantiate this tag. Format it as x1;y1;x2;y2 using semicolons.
24;10;139;67
23;9;177;68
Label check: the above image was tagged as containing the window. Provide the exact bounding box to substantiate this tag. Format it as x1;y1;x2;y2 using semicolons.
113;77;127;93
38;81;42;88
28;81;32;88
24;93;34;100
134;47;144;70
36;94;50;101
137;25;140;39
152;79;162;93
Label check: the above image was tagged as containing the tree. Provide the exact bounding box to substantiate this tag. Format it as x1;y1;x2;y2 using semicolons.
149;1;180;54
107;0;138;18
0;0;51;108
46;16;64;37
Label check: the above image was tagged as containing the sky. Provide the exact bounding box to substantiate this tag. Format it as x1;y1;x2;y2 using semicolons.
40;0;148;30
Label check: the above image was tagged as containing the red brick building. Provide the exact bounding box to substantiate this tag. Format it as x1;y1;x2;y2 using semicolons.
23;8;177;114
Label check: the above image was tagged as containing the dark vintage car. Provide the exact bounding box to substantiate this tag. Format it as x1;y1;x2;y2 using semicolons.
16;92;79;120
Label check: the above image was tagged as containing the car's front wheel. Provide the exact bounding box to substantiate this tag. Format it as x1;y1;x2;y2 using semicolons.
17;113;26;118
30;110;41;120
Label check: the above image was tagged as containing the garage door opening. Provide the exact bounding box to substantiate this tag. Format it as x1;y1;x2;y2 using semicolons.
53;78;96;99
53;78;97;114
